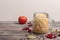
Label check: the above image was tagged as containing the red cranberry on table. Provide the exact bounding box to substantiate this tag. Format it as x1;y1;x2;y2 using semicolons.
22;27;32;33
28;29;31;32
45;33;53;39
22;27;29;30
45;33;57;39
53;36;57;38
58;34;60;37
58;32;60;37
27;21;32;27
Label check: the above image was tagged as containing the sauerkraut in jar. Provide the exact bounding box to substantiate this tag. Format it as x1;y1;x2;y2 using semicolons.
33;12;49;34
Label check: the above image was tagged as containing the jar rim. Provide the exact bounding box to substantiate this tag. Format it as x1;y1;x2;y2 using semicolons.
34;12;49;18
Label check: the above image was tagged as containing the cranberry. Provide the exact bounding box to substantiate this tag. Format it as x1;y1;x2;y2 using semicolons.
58;34;60;37
45;34;53;39
27;29;31;32
49;36;53;39
58;32;60;37
22;27;29;30
45;33;57;39
27;21;32;27
48;34;53;37
22;26;32;33
53;36;57;38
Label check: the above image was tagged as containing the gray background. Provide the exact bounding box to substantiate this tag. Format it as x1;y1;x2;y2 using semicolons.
0;0;60;21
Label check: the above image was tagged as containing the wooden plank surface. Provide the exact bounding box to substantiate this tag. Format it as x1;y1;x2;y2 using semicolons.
0;21;25;31
0;21;60;40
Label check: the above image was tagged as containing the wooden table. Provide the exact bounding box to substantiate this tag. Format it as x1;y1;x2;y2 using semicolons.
0;21;60;40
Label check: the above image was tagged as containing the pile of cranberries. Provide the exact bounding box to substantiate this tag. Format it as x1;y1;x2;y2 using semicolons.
45;33;57;39
27;21;32;27
22;21;32;33
22;27;31;32
45;31;60;39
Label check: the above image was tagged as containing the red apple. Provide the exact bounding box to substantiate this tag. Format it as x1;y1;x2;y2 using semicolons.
18;16;27;24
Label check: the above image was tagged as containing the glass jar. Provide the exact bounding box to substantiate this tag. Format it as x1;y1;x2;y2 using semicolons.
33;12;49;34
